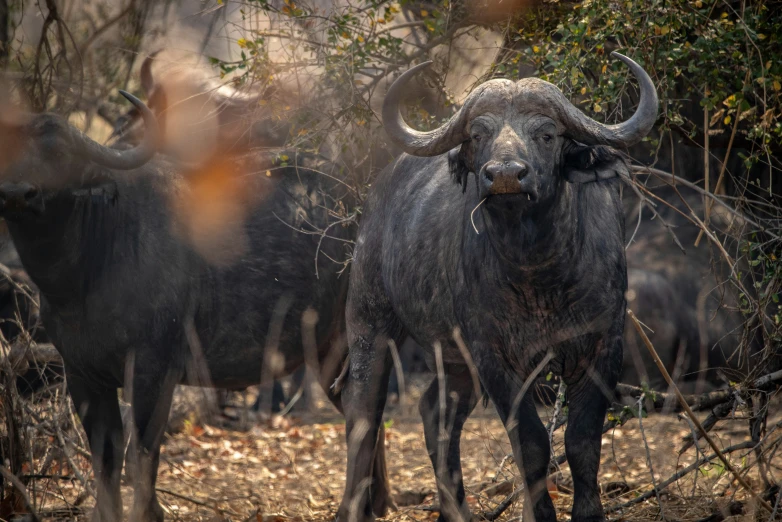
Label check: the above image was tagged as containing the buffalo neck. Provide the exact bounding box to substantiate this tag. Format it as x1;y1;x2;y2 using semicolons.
8;185;135;308
478;181;578;277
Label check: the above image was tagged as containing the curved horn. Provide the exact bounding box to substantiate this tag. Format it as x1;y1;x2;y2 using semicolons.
140;50;162;96
562;52;658;147
382;61;476;157
70;90;159;170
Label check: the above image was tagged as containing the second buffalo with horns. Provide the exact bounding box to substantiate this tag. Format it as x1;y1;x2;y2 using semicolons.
337;52;658;522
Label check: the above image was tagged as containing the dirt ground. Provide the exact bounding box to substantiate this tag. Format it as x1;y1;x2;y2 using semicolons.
19;377;782;522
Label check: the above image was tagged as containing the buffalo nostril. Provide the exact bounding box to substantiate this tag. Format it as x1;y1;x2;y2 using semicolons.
24;188;39;200
485;164;504;182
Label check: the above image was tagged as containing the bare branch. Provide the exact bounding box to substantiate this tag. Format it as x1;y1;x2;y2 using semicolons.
627;309;774;514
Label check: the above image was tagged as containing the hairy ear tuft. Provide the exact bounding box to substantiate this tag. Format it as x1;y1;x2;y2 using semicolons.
563;143;629;184
448;144;471;193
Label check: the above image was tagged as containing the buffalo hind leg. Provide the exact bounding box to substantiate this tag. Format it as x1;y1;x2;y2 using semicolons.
565;337;621;522
128;353;182;522
66;373;124;522
475;351;556;522
336;332;396;522
419;364;478;522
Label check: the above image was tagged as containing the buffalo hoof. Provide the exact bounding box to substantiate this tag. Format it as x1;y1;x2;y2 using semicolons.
371;488;396;517
89;507;122;522
371;496;395;518
129;499;165;522
334;505;368;522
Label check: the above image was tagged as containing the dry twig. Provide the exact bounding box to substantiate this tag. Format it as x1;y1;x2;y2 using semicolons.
627;309;774;514
0;464;42;522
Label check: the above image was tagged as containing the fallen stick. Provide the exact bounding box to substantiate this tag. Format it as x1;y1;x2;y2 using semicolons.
614;370;782;447
678;401;735;455
480;486;523;521
156;487;242;517
614;382;735;412
615;367;782;411
3;343;63;375
627;309;774;514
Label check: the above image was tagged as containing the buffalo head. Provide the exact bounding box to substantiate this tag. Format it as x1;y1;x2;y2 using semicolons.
112;50;288;159
383;52;657;209
0;91;158;219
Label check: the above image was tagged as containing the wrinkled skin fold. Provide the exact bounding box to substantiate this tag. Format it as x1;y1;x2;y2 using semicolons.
337;52;658;522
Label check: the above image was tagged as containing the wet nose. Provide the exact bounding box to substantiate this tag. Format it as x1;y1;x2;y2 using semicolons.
483;161;530;195
0;183;40;209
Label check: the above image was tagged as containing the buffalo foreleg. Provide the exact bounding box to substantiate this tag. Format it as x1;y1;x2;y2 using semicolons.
418;364;478;522
128;353;182;522
66;373;124;522
317;335;393;519
323;384;393;518
564;336;621;522
336;331;396;522
475;350;556;522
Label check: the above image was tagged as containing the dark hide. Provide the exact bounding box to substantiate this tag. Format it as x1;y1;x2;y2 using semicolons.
622;267;699;388
0;113;391;522
338;141;628;522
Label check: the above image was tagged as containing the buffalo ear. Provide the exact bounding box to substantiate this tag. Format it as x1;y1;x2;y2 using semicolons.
563;143;629;184
448;143;471;193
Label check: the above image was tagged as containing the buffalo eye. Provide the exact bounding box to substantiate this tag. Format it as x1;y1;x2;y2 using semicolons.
472;134;482;143
541;134;553;143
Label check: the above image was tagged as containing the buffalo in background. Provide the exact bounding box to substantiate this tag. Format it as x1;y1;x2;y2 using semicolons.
622;181;753;391
0;93;393;522
111;51;292;161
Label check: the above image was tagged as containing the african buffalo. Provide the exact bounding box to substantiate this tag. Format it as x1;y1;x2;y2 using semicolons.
336;52;658;522
622;183;750;390
0;93;390;522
